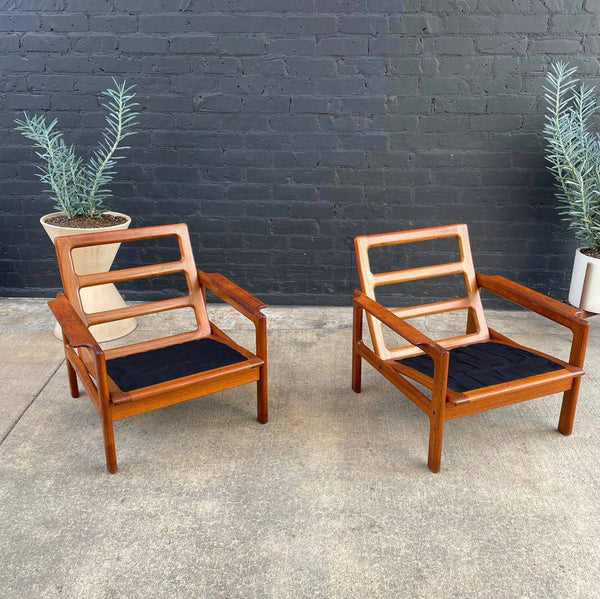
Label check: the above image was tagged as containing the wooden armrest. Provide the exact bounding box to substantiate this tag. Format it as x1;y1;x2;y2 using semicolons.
353;290;447;360
198;270;266;324
47;293;103;355
476;273;589;332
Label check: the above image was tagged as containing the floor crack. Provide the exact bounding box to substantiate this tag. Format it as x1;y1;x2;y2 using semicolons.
0;359;64;445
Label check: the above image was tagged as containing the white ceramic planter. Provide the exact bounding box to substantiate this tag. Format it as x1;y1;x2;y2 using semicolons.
41;211;137;342
568;247;600;313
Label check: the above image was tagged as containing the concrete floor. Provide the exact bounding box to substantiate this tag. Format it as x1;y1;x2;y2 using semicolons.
0;298;599;598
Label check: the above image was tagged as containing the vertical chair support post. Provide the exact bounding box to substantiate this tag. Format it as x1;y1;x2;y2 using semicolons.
559;318;590;435
63;333;80;399
95;352;117;473
352;296;363;393
256;314;268;424
427;350;449;473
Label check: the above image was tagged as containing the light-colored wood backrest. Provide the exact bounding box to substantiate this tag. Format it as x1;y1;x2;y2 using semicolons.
54;223;210;356
354;223;489;359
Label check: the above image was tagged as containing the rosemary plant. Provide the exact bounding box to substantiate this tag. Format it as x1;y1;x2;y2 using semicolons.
15;79;138;220
544;62;600;252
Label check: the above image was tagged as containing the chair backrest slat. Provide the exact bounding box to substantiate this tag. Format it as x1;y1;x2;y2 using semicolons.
355;223;489;359
391;297;471;320
372;261;465;285
54;223;210;342
87;295;194;326
78;260;186;288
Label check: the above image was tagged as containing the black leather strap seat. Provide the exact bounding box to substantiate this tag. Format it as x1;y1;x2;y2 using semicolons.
396;341;564;393
106;338;248;392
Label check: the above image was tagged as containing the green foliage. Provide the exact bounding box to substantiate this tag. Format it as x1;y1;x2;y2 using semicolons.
15;79;138;219
544;62;600;251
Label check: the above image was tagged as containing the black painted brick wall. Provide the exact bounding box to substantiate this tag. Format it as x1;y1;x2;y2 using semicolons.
0;1;597;305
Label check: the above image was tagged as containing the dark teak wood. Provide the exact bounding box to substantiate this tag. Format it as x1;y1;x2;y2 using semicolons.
48;223;268;473
353;224;590;472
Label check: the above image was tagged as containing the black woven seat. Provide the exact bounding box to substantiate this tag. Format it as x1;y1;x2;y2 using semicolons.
106;338;248;392
397;341;564;393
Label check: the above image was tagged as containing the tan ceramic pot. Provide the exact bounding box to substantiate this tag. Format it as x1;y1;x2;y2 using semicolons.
41;211;137;342
568;247;600;313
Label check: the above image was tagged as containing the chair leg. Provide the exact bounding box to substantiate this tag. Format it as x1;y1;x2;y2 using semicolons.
427;413;444;473
257;366;268;424
66;358;79;398
352;349;362;393
558;378;582;436
102;416;118;473
428;352;449;473
352;298;362;393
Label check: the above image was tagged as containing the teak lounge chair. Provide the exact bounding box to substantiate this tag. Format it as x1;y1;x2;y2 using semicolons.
352;224;590;472
48;223;267;473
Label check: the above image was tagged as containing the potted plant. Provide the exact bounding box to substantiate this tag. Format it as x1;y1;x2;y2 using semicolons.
15;79;139;341
544;62;600;313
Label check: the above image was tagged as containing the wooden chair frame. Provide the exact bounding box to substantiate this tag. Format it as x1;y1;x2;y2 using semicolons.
352;224;590;472
48;223;267;473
